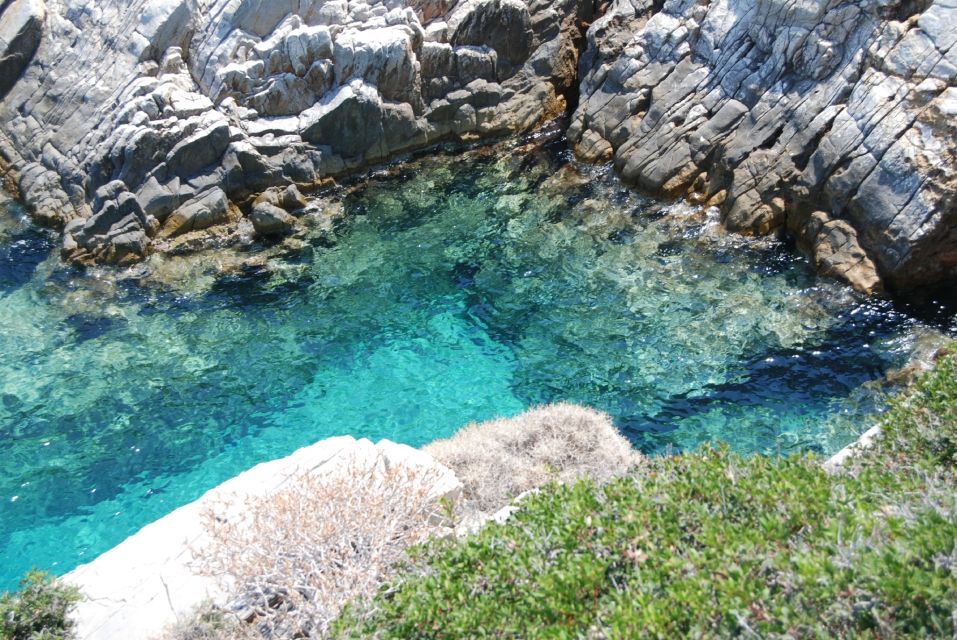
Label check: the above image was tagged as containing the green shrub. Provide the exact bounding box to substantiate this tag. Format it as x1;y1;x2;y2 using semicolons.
865;346;957;472
0;571;81;640
335;349;957;639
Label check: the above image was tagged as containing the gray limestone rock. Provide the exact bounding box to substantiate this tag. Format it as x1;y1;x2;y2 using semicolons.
280;184;308;211
0;0;45;99
158;187;232;239
165;120;231;178
0;0;593;264
451;0;533;78
300;81;389;158
570;0;957;292
250;201;296;236
67;184;157;265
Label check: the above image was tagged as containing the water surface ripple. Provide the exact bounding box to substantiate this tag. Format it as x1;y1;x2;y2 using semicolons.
0;140;952;588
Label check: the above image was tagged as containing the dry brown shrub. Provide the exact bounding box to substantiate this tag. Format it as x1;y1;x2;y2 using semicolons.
163;602;260;640
196;462;451;639
423;403;641;513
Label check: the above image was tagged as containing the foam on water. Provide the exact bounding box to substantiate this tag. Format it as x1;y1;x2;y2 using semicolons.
0;139;952;588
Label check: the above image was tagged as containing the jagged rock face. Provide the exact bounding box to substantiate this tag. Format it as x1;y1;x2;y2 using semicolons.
0;0;592;265
570;0;957;293
0;0;45;100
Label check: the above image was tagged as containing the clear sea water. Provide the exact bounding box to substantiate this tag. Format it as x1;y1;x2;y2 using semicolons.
0;133;953;589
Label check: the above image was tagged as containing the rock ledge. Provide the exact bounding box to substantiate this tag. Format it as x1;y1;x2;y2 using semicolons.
569;0;957;292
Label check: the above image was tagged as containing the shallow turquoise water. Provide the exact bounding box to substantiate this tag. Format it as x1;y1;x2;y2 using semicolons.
0;136;953;589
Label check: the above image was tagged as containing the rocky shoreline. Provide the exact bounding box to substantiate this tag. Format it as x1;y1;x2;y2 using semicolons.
63;436;462;640
0;0;591;265
569;0;957;294
1;0;955;294
60;400;888;640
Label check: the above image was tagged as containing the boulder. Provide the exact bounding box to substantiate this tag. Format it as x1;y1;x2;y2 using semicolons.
250;201;296;236
454;45;498;84
158;187;231;238
333;26;423;107
813;219;884;295
451;0;533;78
165;120;231;178
62;183;157;264
300;81;386;157
280;184;308;210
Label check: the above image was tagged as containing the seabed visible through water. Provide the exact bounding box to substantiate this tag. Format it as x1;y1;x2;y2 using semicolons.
0;131;954;588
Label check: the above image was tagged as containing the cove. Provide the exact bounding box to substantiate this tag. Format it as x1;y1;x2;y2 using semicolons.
0;135;953;590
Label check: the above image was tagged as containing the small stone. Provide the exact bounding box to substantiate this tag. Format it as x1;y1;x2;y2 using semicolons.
280;185;308;211
250;202;296;236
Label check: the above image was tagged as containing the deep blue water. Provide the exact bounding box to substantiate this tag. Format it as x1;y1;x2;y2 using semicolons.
0;139;952;589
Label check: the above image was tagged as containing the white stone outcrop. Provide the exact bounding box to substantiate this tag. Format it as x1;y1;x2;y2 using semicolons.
569;0;957;293
823;424;882;472
0;0;591;265
63;436;461;640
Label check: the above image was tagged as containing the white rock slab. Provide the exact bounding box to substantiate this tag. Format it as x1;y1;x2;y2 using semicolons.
823;425;882;473
64;436;460;640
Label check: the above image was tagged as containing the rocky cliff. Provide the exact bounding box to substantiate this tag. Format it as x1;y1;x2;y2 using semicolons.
1;0;955;293
569;0;957;293
0;0;592;264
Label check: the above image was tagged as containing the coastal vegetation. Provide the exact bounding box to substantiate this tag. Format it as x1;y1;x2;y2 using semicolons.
334;348;957;638
156;346;957;638
1;346;954;638
0;571;80;640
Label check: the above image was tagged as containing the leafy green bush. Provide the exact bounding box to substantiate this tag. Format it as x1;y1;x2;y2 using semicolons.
335;349;957;639
0;571;81;640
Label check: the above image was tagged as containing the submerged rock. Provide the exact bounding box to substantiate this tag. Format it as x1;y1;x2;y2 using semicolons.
569;0;957;292
0;0;593;265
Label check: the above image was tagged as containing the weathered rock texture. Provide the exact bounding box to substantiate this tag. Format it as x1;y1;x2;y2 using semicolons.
569;0;957;292
0;0;45;99
0;0;593;264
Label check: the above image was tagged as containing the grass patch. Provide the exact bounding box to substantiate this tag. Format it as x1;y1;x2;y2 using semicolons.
336;349;957;638
0;571;81;640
